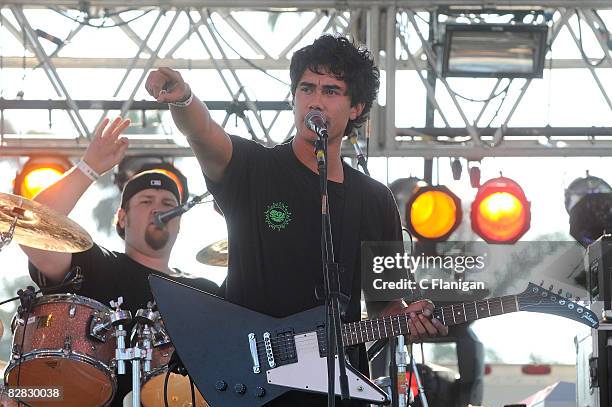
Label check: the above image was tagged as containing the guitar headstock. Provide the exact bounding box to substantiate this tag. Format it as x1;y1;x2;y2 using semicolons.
517;282;599;329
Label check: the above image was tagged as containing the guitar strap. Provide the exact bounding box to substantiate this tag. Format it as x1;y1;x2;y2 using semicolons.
337;164;364;318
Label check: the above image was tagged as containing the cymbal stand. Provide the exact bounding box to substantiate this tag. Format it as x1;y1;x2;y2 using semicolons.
0;206;23;251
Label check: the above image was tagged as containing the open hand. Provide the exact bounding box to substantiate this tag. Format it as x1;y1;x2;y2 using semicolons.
82;117;130;175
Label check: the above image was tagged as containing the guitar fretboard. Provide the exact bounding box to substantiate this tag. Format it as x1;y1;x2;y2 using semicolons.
342;295;519;346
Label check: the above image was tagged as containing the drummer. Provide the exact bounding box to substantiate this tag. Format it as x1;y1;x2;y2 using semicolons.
19;117;219;406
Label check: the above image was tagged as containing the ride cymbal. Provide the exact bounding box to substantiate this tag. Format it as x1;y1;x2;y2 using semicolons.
0;192;93;252
196;239;228;267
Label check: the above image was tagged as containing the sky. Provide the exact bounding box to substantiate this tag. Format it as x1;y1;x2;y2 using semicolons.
0;7;611;367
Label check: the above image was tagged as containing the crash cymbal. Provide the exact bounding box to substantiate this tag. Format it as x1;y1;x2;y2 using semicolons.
0;192;92;252
196;239;228;267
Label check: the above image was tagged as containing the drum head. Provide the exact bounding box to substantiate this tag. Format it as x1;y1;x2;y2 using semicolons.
5;357;115;407
141;370;208;407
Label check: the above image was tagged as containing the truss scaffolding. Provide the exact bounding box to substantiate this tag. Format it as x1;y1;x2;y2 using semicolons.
0;1;612;159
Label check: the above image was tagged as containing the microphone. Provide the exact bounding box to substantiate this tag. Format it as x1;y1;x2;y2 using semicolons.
348;130;370;176
304;110;328;139
154;191;211;227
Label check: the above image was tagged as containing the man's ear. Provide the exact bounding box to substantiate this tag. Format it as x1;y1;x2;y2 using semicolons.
350;102;365;121
117;208;127;229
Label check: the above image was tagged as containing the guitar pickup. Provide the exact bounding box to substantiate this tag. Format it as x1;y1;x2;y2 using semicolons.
248;333;260;374
274;329;297;364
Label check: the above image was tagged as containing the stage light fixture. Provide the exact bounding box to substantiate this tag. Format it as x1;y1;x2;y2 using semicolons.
13;156;72;199
471;176;531;244
566;174;612;246
389;177;428;227
406;185;462;241
565;174;612;214
442;23;548;78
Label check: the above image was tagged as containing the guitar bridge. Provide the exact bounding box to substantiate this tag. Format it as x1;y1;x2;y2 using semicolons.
263;332;275;368
248;333;260;374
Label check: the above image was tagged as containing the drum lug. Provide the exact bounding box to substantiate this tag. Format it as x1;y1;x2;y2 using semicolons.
11;344;21;358
90;311;112;342
69;304;77;318
63;336;72;353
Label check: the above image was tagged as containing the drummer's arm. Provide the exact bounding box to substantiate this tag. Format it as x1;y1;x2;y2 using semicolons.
21;165;101;282
20;117;130;283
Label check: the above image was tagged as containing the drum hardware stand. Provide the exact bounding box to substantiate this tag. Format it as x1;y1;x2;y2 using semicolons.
391;336;429;407
407;344;429;407
111;300;158;407
110;297;143;407
0;205;23;252
396;335;408;407
16;286;36;319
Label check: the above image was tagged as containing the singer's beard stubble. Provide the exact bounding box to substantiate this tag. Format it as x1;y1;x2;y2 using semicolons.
145;223;170;250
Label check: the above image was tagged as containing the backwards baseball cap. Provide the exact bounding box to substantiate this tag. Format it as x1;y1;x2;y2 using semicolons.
120;170;182;209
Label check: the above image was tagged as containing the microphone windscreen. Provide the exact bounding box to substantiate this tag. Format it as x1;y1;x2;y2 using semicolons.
304;110;326;131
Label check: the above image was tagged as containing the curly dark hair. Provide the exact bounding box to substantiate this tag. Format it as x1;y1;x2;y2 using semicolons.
290;35;380;137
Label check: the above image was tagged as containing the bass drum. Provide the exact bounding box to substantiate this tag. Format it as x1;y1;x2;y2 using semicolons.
4;294;117;407
140;342;208;407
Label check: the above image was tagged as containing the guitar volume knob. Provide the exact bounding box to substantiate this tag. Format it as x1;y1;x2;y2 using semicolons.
234;383;247;395
215;380;227;391
254;387;266;397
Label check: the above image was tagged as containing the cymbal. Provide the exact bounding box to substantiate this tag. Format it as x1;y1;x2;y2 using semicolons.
196;239;228;267
0;192;93;252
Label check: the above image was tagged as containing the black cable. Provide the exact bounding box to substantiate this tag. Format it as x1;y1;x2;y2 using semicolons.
485;86;511;128
592;9;610;34
163;367;171;407
189;375;196;407
575;9;607;67
49;6;153;28
205;10;290;86
448;80;512;103
407;344;415;404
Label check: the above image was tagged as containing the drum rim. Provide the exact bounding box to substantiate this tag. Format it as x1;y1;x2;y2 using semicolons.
31;293;111;311
140;365;170;384
4;349;117;405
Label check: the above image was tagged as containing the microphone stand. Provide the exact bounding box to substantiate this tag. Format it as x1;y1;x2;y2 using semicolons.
348;131;370;176
314;130;350;406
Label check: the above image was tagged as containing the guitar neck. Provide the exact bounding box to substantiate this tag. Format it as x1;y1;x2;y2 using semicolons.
342;294;520;346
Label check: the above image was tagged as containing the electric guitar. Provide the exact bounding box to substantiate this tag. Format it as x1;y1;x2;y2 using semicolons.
149;275;599;407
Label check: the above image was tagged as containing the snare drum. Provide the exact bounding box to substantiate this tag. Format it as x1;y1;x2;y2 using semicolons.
4;294;117;407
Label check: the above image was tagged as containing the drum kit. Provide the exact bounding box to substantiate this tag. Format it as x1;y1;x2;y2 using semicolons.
0;192;211;407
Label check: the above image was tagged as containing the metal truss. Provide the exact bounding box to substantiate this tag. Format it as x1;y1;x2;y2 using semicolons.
0;2;612;159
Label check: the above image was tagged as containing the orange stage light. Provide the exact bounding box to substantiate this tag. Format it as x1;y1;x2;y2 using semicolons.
407;186;462;241
14;157;72;199
471;177;530;243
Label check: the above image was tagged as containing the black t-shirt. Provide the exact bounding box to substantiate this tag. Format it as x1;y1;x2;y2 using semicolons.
29;244;220;407
205;135;404;407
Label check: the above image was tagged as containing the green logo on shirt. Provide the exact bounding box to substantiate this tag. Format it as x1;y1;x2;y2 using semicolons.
265;202;292;231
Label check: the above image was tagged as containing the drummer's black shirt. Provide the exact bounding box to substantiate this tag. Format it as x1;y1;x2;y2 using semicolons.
29;245;219;407
205;135;405;407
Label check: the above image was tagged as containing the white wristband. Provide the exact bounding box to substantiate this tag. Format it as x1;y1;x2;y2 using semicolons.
168;88;194;108
76;160;100;182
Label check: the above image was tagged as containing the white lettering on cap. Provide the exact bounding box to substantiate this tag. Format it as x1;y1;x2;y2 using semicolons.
150;180;162;186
